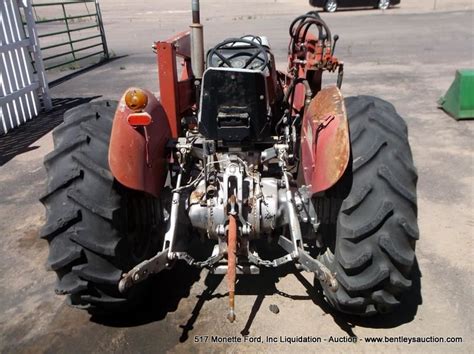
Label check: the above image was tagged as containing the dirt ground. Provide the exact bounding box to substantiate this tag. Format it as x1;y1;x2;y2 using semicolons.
0;0;473;353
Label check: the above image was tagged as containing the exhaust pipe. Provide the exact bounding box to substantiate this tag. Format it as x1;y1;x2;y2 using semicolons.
191;0;204;79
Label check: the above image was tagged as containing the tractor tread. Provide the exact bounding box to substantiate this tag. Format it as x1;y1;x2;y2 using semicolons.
55;273;89;295
398;216;420;240
40;170;82;202
81;294;128;305
379;233;415;267
67;188;116;220
341;183;372;215
352;137;386;172
393;150;418;183
319;96;418;316
350;125;366;145
334;287;366;307
80;120;113;147
47;233;83;270
378;165;417;206
44;135;87;166
72;151;114;183
371;290;400;313
53;114;94;145
369;113;405;142
40;208;80;239
337;263;390;292
389;268;412;290
338;242;373;270
69;225;120;257
72;262;121;285
341;200;393;242
40;100;162;313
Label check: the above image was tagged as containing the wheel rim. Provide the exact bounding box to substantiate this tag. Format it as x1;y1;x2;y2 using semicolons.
326;0;337;12
378;0;390;10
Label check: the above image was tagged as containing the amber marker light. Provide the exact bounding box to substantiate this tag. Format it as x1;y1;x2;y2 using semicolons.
124;88;148;112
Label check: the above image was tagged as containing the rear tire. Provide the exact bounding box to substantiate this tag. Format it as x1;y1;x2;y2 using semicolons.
318;96;418;316
40;100;164;313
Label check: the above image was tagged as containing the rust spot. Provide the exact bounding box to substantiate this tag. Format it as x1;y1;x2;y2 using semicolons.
190;190;204;204
247;196;257;210
300;86;350;194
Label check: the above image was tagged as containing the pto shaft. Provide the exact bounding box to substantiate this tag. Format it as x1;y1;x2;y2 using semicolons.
227;196;238;323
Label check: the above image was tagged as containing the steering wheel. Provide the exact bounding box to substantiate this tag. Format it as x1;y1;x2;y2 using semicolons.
207;38;269;71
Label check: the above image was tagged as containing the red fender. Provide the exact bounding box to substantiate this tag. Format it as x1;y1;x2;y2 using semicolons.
109;88;171;198
300;86;350;195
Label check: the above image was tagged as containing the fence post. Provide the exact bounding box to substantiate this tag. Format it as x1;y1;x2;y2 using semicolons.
95;0;109;59
62;3;76;61
21;0;52;110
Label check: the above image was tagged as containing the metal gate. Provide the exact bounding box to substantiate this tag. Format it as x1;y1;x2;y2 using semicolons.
32;0;109;73
0;0;51;135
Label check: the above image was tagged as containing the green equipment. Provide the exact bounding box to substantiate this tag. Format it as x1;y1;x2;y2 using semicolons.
438;69;474;120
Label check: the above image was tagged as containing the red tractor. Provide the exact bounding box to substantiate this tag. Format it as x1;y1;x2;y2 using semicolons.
41;1;418;320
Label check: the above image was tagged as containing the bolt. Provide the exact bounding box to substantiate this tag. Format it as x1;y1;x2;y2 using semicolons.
328;275;339;292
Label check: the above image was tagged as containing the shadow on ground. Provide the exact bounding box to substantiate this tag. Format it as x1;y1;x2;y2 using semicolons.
49;56;127;88
0;97;100;166
90;262;202;327
89;240;208;328
89;238;422;341
295;259;423;337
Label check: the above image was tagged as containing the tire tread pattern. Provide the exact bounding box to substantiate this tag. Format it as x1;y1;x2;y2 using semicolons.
40;100;157;312
320;96;418;315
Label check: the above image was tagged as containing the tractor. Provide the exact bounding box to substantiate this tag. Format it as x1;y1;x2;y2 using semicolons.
41;0;418;321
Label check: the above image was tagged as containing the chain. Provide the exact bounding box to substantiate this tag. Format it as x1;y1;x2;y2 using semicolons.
174;251;293;269
248;252;294;268
248;253;275;267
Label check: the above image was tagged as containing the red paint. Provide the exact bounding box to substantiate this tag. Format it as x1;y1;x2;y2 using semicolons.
300;86;350;195
109;89;171;198
155;31;196;138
